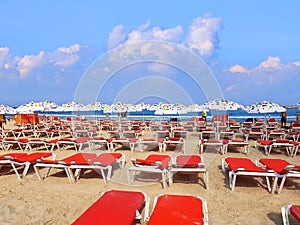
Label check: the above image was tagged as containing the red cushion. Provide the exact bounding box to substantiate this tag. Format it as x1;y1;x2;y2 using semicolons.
60;153;97;165
257;140;273;145
75;137;90;143
259;158;292;174
45;139;58;144
135;159;157;166
147;194;204;225
275;139;290;143
90;153;116;166
225;158;267;172
291;205;300;222
157;138;165;143
15;152;52;162
168;137;181;141
176;155;201;167
92;136;105;140
142;138;155;141
18;138;29;143
128;138;138;143
146;155;171;169
59;138;73;142
0;153;28;160
72;190;145;225
231;139;245;143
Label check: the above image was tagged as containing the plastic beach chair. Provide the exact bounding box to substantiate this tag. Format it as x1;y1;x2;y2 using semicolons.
72;189;146;225
282;205;300;225
1;152;54;179
169;155;208;189
146;194;208;225
222;157;279;193
127;154;171;189
258;158;300;194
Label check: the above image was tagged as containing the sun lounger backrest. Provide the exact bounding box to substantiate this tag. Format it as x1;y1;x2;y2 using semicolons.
226;158;267;172
148;194;205;225
60;153;97;165
175;155;201;167
72;190;145;225
259;158;292;174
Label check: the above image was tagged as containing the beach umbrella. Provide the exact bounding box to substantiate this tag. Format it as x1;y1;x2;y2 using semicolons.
187;103;209;113
244;101;286;125
16;101;45;114
0;105;16;114
203;99;244;111
39;100;58;111
54;101;88;112
111;102;128;113
244;101;286;114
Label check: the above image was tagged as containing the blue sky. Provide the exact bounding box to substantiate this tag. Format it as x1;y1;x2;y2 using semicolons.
0;1;300;107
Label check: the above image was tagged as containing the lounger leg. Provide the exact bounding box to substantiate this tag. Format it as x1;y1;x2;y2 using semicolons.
127;169;133;185
204;171;209;189
277;177;287;194
266;177;277;194
281;205;291;225
105;166;112;181
161;172;166;189
44;167;52;179
229;172;237;191
10;163;23;180
267;146;272;155
169;171;173;187
99;168;107;183
74;169;82;181
22;163;31;179
33;165;43;180
65;168;75;184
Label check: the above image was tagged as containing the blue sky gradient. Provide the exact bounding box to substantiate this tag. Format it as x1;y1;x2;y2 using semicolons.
0;1;299;106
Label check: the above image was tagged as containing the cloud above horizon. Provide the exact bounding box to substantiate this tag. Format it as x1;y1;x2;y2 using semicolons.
107;14;222;58
222;56;300;104
0;44;95;81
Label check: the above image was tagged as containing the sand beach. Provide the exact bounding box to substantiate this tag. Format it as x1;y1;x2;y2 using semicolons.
1;118;300;225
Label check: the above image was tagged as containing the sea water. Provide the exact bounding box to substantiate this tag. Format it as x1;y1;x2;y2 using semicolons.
37;108;299;123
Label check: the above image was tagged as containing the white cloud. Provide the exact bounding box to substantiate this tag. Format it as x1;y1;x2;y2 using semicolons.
0;44;95;80
106;15;222;59
255;56;282;71
107;25;128;50
17;51;46;79
52;44;82;67
184;14;222;57
107;21;184;50
229;64;249;73
292;61;300;67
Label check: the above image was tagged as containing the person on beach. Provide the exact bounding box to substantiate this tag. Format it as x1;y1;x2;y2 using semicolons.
281;110;287;128
202;110;207;121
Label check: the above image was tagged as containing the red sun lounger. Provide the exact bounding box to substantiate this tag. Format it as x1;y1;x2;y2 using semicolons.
72;189;146;225
282;205;300;225
222;157;279;193
127;154;171;189
68;152;125;183
33;153;97;183
1;152;54;179
146;194;208;225
258;158;300;194
169;155;208;189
